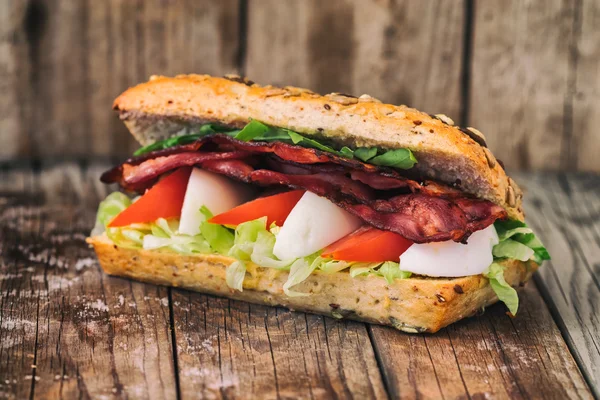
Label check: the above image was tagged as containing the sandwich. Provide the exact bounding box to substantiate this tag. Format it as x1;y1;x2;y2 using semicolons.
87;74;550;333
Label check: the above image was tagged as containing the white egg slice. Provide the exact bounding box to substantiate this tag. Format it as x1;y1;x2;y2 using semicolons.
399;224;499;277
273;192;362;260
179;168;254;236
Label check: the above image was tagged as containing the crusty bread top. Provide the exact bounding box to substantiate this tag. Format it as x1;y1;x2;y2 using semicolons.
113;74;524;220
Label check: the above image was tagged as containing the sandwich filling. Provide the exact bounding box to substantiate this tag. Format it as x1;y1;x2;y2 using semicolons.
95;120;549;314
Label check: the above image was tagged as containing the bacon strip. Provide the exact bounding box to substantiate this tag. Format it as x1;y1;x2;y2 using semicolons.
101;136;507;243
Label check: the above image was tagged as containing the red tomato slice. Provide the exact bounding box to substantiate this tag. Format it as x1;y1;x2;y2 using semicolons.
209;190;305;227
322;226;413;262
108;167;192;227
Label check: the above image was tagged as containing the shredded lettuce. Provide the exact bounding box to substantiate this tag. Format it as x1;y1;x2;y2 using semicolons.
96;192;550;309
226;261;247;291
143;218;212;255
133;120;417;170
378;261;412;284
483;263;519;315
92;192;132;236
283;256;322;297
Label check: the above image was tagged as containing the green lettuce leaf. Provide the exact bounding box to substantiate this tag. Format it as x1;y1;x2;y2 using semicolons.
226;261;247;291
493;220;550;264
92;192;132;236
250;230;295;269
228;217;268;261
93;192;415;295
319;259;351;274
283;256;322;297
492;239;534;262
349;264;376;277
483;263;519;315
377;261;412;284
199;206;234;255
143;218;212;255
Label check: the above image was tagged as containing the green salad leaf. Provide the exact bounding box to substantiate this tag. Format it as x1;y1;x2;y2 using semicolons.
353;147;378;162
492;239;534;261
483;263;519;315
199;206;234;255
133;120;417;170
378;261;412;284
92;192;132;236
487;219;551;314
493;220;550;264
226;261;247;291
133;124;240;156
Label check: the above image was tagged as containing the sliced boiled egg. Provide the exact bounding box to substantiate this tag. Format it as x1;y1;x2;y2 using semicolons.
273;192;362;260
399;224;499;277
179;168;254;236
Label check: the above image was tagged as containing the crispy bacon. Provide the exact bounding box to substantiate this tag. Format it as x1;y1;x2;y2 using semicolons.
101;136;507;243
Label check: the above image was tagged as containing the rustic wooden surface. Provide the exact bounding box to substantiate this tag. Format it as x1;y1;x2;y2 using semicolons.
514;171;600;399
0;163;596;399
1;0;600;172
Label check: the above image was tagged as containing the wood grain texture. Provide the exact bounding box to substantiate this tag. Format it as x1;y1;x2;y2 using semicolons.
369;280;592;399
246;0;465;120
171;292;387;399
515;172;600;398
571;0;600;171
0;0;241;160
0;163;177;399
469;0;576;171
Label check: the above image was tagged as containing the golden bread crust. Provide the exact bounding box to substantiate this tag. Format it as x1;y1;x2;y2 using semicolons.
113;74;524;221
87;235;537;333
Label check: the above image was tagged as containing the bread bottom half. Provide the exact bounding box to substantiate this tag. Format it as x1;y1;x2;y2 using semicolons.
87;235;537;333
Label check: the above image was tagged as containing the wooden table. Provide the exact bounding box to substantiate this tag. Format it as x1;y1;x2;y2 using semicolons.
0;162;598;399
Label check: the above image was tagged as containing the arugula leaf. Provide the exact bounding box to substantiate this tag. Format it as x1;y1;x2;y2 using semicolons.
354;147;378;162
370;148;418;169
234;119;274;141
134;120;418;170
133;125;240;156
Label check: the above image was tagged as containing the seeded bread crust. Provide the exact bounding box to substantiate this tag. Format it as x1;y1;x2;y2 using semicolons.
87;235;536;333
113;74;524;221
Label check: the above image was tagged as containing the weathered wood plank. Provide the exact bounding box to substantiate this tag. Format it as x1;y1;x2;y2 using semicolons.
369;280;592;399
0;163;177;399
515;172;600;398
469;0;575;171
571;0;600;171
0;0;241;160
0;0;31;160
171;291;388;399
246;0;465;120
